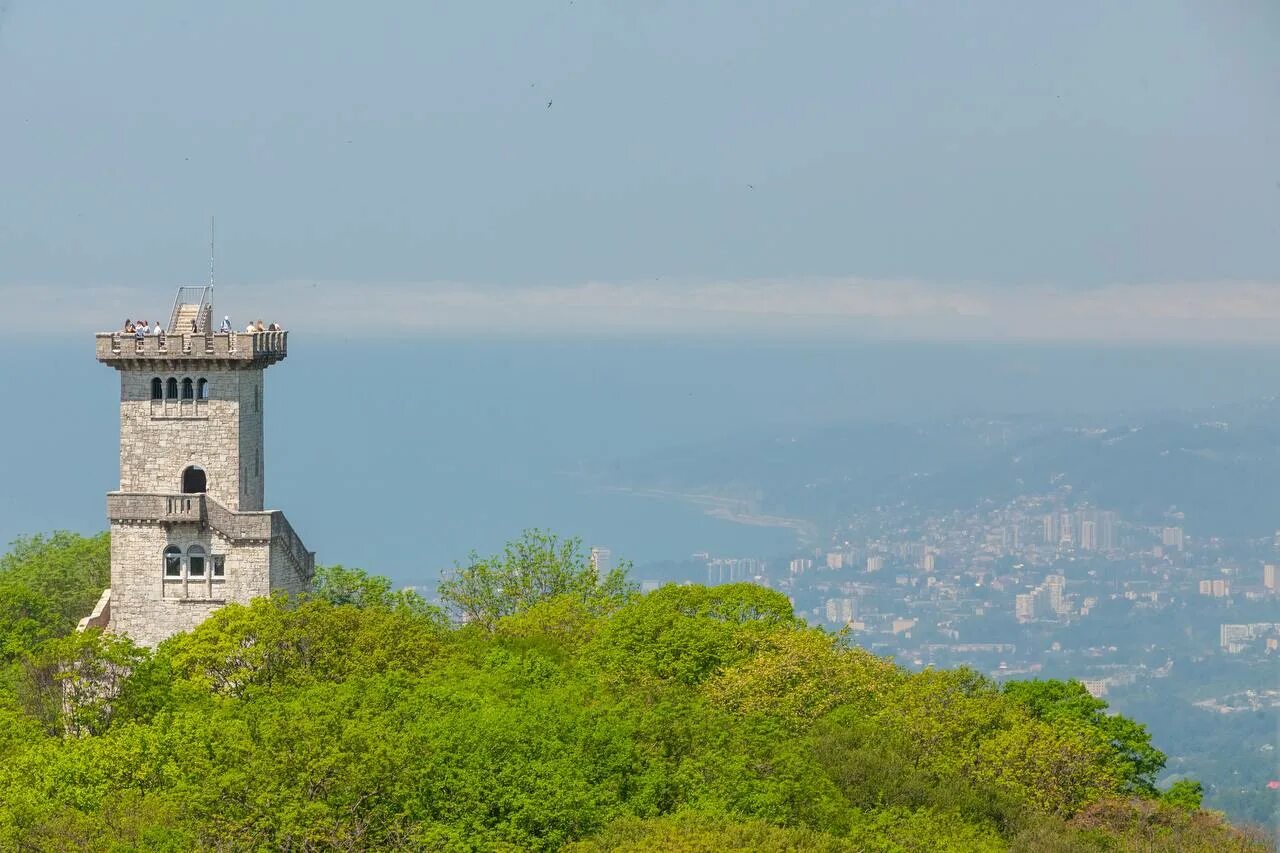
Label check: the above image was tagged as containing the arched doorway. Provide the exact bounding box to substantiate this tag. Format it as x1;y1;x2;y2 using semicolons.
181;466;207;494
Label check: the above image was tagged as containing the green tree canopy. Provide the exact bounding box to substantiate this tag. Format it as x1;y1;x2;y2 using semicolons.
0;530;1261;852
438;529;635;630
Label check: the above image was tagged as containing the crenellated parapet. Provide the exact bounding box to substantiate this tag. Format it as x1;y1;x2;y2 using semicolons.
95;330;288;368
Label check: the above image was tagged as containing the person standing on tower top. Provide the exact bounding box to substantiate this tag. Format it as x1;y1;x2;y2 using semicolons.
220;316;232;333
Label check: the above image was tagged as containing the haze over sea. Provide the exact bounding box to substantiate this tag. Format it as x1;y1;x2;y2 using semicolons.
5;336;1279;588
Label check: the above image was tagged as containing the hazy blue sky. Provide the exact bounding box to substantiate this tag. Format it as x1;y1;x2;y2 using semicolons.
1;2;1276;339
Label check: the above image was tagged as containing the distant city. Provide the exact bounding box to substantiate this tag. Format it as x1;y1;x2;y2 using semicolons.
609;473;1280;826
631;490;1279;688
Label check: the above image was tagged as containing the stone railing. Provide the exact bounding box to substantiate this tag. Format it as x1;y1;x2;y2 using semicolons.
206;495;314;583
203;494;273;540
271;510;316;583
76;588;112;632
96;331;287;366
107;492;207;524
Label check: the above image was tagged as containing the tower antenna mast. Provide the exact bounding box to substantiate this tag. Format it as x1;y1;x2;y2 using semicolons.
209;216;215;296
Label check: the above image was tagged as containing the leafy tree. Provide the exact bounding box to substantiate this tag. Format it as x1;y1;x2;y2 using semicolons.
0;530;1268;852
586;583;801;688
312;563;441;616
1003;679;1166;794
705;628;899;730
17;629;146;736
1161;779;1204;811
0;532;109;666
567;811;859;851
439;529;635;630
161;593;450;698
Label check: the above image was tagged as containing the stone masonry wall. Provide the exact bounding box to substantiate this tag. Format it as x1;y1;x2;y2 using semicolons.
118;367;264;512
105;347;305;647
237;370;264;511
108;519;273;647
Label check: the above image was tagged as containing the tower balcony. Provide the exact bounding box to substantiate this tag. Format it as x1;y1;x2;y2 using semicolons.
107;491;315;583
96;330;288;368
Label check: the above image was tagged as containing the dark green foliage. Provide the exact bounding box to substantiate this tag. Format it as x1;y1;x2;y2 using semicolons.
0;531;1263;851
1161;779;1205;811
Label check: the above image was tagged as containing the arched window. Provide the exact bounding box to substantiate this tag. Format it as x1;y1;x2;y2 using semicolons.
166;377;179;399
151;377;163;400
197;378;208;400
187;545;206;577
181;465;207;494
163;546;182;577
181;377;194;400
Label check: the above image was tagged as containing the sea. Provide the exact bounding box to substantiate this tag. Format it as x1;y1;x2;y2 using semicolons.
4;336;1280;590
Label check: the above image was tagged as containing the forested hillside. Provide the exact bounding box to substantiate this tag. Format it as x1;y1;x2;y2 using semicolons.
0;532;1268;851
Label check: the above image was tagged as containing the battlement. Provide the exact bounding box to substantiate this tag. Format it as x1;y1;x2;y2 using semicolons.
96;330;288;368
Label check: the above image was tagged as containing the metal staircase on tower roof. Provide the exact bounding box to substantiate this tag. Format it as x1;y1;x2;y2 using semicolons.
167;285;213;334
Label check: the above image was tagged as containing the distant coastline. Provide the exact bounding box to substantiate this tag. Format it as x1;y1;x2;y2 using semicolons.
599;486;816;541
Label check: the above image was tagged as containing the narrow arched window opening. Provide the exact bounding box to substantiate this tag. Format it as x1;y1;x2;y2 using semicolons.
151;377;163;400
187;545;206;578
181;466;207;494
197;378;208;400
166;377;178;399
163;546;182;577
181;377;194;400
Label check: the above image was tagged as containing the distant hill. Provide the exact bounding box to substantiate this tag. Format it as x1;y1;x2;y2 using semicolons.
601;398;1280;538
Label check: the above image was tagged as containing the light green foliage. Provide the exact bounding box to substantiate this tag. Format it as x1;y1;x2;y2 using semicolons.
18;629;147;736
438;529;636;629
567;811;861;851
0;531;1265;851
0;532;109;665
312;562;442;616
1002;679;1167;794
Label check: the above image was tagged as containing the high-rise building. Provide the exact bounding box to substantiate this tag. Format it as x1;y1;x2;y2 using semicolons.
866;555;884;573
920;552;936;572
1162;527;1185;551
1043;514;1058;545
707;557;762;584
590;547;613;576
1264;564;1277;592
1059;512;1075;546
1080;520;1098;551
826;552;845;570
789;557;813;575
1015;593;1037;622
1211;579;1229;598
1198;579;1213;596
1220;624;1252;653
1098;511;1118;551
1044;574;1067;614
824;597;857;625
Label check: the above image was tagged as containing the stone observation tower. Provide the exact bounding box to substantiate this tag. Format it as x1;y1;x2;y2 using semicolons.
85;286;314;646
